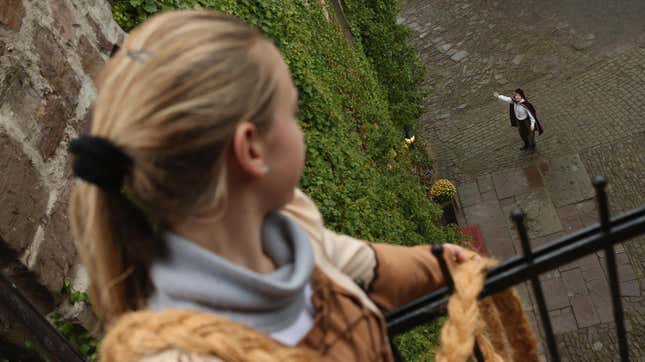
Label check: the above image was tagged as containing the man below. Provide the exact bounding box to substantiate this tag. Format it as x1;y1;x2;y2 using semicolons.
494;88;543;151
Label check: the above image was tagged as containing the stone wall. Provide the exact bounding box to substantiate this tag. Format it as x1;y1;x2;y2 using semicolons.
0;0;124;344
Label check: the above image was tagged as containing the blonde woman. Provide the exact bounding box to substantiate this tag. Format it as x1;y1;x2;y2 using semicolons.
69;10;469;362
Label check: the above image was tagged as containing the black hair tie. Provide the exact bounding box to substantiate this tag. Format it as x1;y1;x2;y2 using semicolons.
69;136;133;192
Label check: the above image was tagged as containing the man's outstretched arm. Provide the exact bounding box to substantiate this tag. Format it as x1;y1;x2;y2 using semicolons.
493;91;513;104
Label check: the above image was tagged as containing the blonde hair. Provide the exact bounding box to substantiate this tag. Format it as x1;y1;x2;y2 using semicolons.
434;252;539;362
100;309;317;362
70;10;281;323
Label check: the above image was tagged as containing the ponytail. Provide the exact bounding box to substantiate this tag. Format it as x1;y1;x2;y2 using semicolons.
69;136;159;323
70;182;157;322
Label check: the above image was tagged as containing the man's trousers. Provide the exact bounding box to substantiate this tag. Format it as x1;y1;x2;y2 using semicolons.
518;118;535;148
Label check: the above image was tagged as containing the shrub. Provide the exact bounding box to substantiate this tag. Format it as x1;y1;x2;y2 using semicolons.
429;179;457;203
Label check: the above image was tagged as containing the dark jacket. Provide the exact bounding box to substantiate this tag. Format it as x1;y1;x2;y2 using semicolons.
509;101;544;134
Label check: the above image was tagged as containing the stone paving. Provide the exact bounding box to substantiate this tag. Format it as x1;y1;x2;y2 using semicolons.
399;0;645;360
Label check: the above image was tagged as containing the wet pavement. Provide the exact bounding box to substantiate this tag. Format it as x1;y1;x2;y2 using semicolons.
399;0;645;360
536;0;645;54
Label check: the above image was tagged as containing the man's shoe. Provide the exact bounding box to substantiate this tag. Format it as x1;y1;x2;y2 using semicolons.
520;145;529;150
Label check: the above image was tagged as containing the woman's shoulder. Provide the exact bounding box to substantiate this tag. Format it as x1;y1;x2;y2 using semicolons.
280;189;325;241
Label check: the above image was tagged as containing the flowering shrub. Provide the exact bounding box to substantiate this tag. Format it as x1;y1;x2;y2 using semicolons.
429;179;456;203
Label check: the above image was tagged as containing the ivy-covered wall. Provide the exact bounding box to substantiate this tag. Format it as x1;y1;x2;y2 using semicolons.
342;0;427;132
112;0;454;359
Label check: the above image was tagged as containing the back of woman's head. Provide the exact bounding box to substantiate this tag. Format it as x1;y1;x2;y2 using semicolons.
69;10;280;322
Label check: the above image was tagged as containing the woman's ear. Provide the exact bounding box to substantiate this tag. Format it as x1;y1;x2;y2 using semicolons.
232;122;267;178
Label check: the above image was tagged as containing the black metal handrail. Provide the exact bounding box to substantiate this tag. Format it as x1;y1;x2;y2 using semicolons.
1;176;642;361
0;274;86;361
386;177;643;361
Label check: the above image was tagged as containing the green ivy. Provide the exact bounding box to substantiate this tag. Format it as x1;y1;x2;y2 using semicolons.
342;0;428;132
111;0;457;359
47;278;98;361
62;277;91;305
394;317;446;361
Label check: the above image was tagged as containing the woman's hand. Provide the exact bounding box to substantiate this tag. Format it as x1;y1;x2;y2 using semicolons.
443;243;478;264
493;91;500;98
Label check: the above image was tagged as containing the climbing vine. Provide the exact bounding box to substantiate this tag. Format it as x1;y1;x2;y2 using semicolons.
342;0;428;132
48;278;98;361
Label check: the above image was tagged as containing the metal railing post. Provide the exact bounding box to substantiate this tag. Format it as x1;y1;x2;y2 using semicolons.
512;209;560;362
593;176;629;361
0;274;86;361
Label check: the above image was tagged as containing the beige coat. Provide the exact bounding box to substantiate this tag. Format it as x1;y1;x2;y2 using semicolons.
100;190;443;362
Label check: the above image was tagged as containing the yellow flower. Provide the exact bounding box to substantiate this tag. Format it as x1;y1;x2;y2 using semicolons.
429;179;456;203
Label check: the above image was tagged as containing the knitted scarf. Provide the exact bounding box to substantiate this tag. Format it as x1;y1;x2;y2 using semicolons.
508;101;544;134
147;212;314;333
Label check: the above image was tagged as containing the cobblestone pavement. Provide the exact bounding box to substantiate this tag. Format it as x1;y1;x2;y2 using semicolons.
399;0;645;360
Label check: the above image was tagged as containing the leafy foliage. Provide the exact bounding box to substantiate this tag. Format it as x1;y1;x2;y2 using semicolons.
342;0;428;132
47;278;98;361
395;317;447;361
430;179;457;203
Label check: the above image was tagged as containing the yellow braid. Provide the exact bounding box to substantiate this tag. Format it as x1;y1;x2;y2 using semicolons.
492;289;540;361
435;255;497;362
100;310;317;362
100;254;539;362
435;252;539;362
478;297;511;361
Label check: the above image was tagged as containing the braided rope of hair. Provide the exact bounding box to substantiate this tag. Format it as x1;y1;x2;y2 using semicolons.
492;289;540;361
478;297;511;361
100;310;318;362
100;257;539;362
475;332;504;362
434;251;539;362
435;255;498;362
